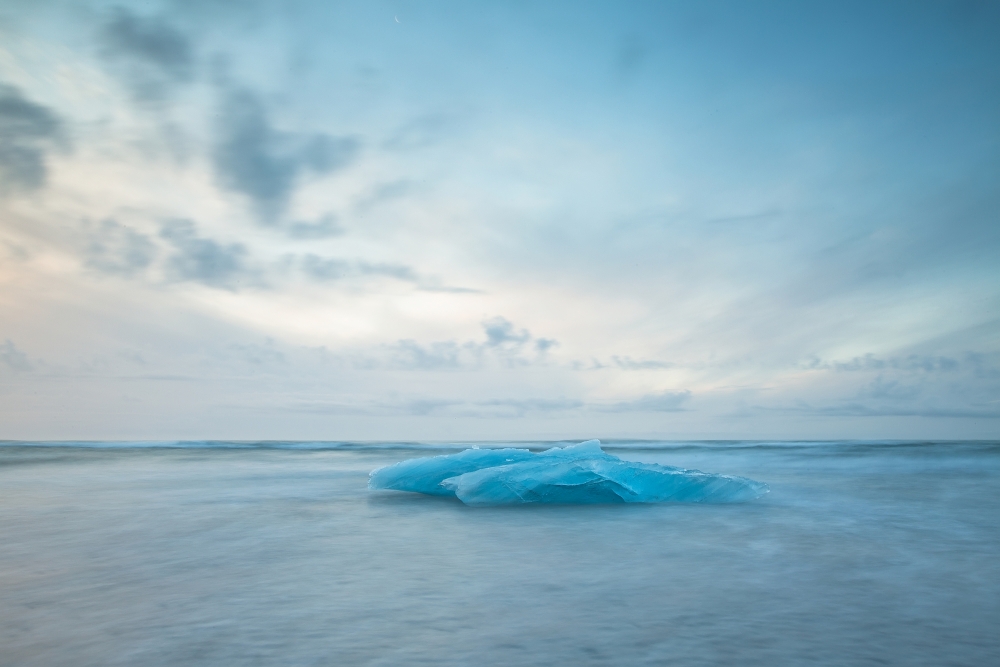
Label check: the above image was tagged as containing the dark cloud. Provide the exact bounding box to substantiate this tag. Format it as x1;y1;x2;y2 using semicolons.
160;220;253;289
83;219;156;276
99;8;194;102
213;88;359;222
287;213;343;239
0;84;64;194
0;340;32;372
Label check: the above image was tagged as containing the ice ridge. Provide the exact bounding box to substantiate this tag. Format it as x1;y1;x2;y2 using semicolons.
368;440;768;505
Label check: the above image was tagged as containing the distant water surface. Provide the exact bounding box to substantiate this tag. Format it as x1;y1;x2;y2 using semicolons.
1;440;998;666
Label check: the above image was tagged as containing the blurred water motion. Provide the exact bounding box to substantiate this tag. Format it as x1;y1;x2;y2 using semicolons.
2;441;999;666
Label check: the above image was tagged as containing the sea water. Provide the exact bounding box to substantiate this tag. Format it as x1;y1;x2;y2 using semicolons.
1;440;998;666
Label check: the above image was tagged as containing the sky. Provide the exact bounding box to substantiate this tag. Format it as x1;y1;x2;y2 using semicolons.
0;0;998;441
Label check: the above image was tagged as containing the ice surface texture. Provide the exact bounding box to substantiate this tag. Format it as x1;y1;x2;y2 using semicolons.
369;440;768;506
367;447;536;496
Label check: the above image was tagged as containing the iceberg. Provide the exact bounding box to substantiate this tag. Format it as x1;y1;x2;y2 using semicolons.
369;440;768;505
367;446;535;495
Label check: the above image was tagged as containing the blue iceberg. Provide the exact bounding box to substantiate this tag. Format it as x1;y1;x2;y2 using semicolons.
369;440;768;505
367;446;535;496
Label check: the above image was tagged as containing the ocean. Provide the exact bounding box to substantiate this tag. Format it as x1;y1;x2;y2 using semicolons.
1;440;998;666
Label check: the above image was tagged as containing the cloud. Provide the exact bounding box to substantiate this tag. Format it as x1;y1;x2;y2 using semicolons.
389;340;479;370
287;214;343;239
860;377;922;400
353;180;414;213
160;220;254;289
213;88;359;222
416;284;483;294
798;353;1000;390
828;354;961;373
471;398;584;417
483;317;531;348
535;338;558;353
296;254;480;293
99;8;194;102
0;84;64;193
359;318;558;370
0;340;32;372
966;352;1000;380
382;115;451;151
226;340;286;366
299;254;417;283
284;392;695;418
298;255;349;281
602;391;691;412
288;397;462;416
285;395;585;417
612;356;673;370
773;402;1000;420
83;219;157;276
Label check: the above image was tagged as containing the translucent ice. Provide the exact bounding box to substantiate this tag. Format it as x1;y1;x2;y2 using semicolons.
369;440;768;505
368;447;535;495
